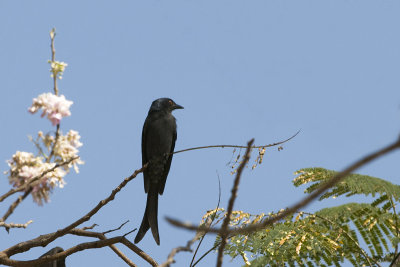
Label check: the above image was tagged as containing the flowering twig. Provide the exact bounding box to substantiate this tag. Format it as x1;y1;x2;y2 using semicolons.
50;28;58;95
0;157;78;203
48;28;60;160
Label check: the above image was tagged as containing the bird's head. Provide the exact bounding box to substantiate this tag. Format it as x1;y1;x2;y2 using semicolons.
149;98;184;113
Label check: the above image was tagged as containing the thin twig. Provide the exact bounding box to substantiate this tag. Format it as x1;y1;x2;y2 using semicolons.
190;171;222;267
1;190;31;223
159;233;202;267
173;130;299;155
102;220;130;235
47;28;60;161
28;135;48;160
0;220;33;231
50;28;58;95
166;136;400;237
192;243;220;267
216;139;253;267
47;124;60;162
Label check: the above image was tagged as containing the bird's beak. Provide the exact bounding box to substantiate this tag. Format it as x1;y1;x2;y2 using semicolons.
173;103;184;110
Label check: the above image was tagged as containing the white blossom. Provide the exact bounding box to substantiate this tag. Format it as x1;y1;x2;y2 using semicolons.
6;129;83;205
28;93;73;125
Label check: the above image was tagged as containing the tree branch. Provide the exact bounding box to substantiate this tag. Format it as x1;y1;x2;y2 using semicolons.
0;220;33;231
0;236;128;267
173;130;299;155
190;171;222;267
1;190;31;224
69;228;158;267
166;136;400;237
50;28;58;96
216;139;253;267
0;165;146;263
159;233;202;267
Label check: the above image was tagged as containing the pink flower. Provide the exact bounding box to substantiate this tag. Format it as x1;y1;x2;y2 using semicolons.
28;93;73;125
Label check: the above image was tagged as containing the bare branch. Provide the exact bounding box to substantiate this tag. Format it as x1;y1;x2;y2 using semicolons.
190;171;222;267
70;228;157;267
216;139;253;267
0;236;129;267
102;220;129;235
192;243;219;267
159;233;202;267
173;130;299;155
120;237;158;267
166;136;400;237
0;165;146;262
1;190;31;224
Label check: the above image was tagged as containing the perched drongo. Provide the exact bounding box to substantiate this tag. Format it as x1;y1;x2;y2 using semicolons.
37;247;66;267
134;98;183;245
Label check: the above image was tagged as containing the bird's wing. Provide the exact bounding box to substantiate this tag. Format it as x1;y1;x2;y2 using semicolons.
142;118;150;193
158;128;176;195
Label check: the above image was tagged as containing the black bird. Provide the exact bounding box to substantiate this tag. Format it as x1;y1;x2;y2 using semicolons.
37;247;66;267
134;98;183;245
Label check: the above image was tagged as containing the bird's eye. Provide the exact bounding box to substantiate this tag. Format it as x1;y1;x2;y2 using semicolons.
168;100;173;105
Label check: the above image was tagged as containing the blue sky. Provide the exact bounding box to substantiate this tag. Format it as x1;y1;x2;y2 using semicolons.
1;1;400;266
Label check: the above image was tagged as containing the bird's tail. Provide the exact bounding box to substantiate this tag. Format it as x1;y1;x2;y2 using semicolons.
134;186;160;245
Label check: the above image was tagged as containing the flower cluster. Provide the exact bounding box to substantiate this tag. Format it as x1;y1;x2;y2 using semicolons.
6;151;66;205
6;130;83;205
28;93;73;125
49;60;68;79
49;130;84;173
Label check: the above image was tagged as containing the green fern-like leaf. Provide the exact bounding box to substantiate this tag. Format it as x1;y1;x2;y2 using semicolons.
293;168;400;202
201;168;400;267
